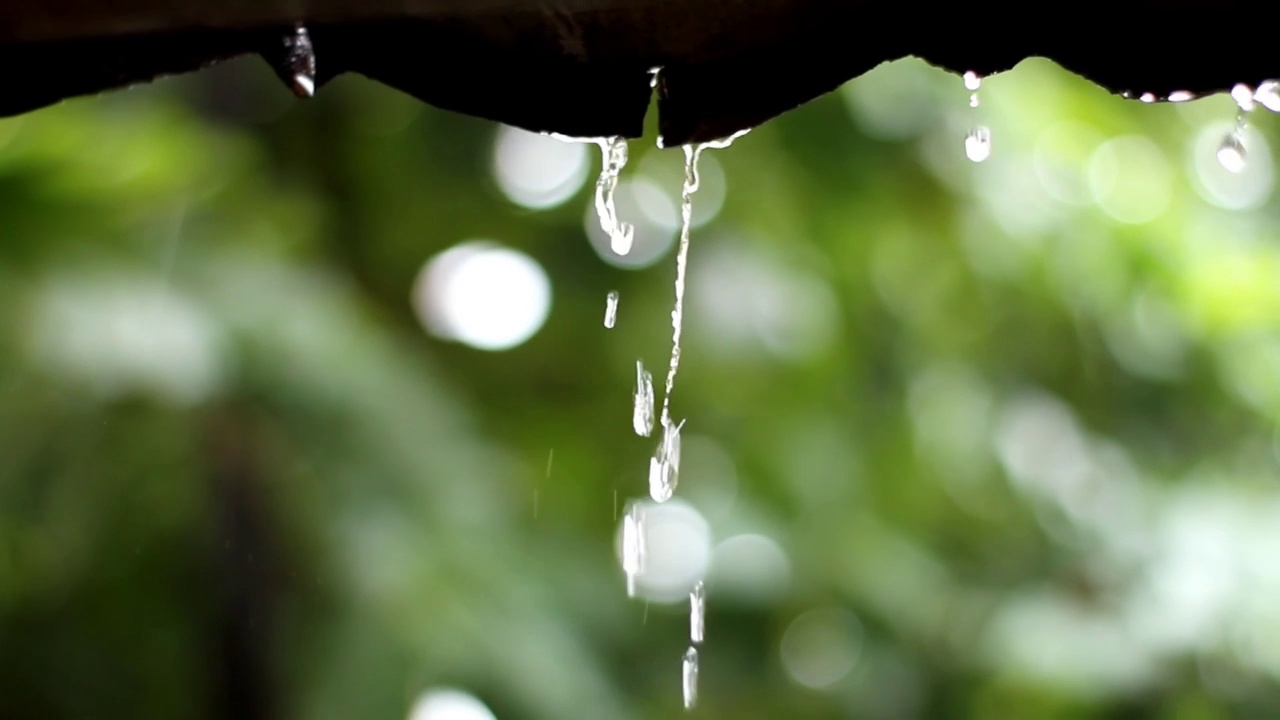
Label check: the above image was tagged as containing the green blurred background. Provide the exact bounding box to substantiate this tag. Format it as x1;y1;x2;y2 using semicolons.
2;54;1280;719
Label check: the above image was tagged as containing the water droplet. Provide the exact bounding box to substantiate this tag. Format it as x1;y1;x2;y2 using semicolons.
682;646;699;709
690;581;706;643
622;503;645;597
1168;90;1196;103
633;360;654;436
649;66;662;89
1255;80;1280;112
1218;132;1247;173
965;126;991;163
1231;83;1256;113
1139;92;1156;103
604;290;619;328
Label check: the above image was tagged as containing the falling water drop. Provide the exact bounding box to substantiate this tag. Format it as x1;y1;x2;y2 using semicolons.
1256;80;1280;113
690;581;706;643
634;360;654;437
965;126;991;163
682;646;699;709
604;290;619;328
1217;133;1247;173
622;503;645;597
648;417;684;503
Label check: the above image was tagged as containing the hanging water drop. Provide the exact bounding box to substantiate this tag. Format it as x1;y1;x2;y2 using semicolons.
622;503;645;597
1255;80;1280;113
1217;84;1253;173
593;137;635;255
634;360;654;437
682;647;699;709
965;126;991;163
963;71;982;108
1217;133;1247;173
690;581;706;643
1231;83;1256;113
604;290;619;329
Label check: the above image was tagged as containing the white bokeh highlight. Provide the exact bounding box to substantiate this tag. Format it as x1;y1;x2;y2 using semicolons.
492;126;589;210
408;688;497;720
412;241;551;351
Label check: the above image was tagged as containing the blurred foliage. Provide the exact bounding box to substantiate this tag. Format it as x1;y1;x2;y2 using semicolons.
2;52;1280;720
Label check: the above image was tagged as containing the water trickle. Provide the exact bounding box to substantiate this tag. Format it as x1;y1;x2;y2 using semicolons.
965;126;991;163
963;70;982;108
690;581;706;643
962;72;989;162
1218;84;1254;173
657;130;750;428
1256;80;1280;113
633;360;654;437
682;647;699;709
622;503;645;597
604;290;619;329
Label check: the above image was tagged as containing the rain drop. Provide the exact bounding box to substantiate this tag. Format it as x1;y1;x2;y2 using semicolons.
1139;92;1156;103
1168;90;1196;103
690;581;706;643
634;360;654;437
682;646;699;709
604;290;619;329
965;126;992;163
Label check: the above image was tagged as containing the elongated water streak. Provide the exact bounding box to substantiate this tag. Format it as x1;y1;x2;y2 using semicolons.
690;581;706;643
658;129;750;428
682;646;699;709
633;360;654;437
622;503;645;597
